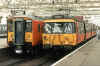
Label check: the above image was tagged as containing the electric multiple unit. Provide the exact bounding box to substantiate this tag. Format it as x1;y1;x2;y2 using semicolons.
7;16;43;54
42;15;96;49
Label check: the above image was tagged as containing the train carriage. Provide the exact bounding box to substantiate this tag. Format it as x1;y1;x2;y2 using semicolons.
42;15;96;49
7;16;43;54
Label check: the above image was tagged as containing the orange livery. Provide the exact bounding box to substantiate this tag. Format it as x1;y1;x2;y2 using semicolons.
7;15;43;54
42;15;96;49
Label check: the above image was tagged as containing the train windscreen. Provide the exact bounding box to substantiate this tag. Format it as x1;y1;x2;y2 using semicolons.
44;22;75;34
8;20;13;32
25;20;32;32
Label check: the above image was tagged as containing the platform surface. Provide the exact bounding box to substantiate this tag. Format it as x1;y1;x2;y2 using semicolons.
0;38;7;48
52;37;100;66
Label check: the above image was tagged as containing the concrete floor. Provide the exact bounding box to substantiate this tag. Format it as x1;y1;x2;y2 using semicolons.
0;38;7;48
53;38;100;66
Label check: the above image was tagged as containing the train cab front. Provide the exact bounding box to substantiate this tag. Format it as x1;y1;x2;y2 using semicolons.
7;17;32;54
42;20;76;49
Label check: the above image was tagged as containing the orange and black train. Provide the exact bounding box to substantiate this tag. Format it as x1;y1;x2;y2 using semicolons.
7;15;44;54
42;15;97;49
7;15;97;54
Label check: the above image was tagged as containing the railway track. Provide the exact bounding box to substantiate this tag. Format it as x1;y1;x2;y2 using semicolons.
0;37;94;66
0;48;71;66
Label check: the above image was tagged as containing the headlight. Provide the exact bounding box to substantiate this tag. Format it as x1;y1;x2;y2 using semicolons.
15;50;22;54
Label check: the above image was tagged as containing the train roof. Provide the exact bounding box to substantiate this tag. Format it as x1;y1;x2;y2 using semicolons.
43;15;84;22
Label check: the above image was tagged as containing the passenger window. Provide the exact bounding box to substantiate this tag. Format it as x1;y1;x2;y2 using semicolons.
79;22;84;33
25;22;32;32
38;24;40;32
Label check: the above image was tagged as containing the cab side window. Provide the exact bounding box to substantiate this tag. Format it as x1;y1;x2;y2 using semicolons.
38;24;40;32
8;19;13;32
78;22;84;33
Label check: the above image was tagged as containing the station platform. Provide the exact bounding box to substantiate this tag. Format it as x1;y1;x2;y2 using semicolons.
0;38;7;48
52;37;100;66
0;34;7;37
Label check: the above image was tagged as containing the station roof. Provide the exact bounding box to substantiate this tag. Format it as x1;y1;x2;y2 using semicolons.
0;0;100;16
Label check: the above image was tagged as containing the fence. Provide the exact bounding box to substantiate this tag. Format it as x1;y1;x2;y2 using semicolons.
0;24;7;34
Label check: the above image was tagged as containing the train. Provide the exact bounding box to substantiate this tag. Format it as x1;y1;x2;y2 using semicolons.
7;15;97;55
7;15;44;54
42;15;97;49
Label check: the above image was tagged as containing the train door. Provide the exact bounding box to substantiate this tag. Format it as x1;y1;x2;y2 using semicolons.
32;21;38;46
14;21;25;44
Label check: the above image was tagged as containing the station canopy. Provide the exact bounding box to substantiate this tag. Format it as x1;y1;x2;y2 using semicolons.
0;0;100;17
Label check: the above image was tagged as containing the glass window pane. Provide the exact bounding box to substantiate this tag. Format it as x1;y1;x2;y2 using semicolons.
25;22;32;32
44;23;52;33
8;20;13;32
44;22;75;34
